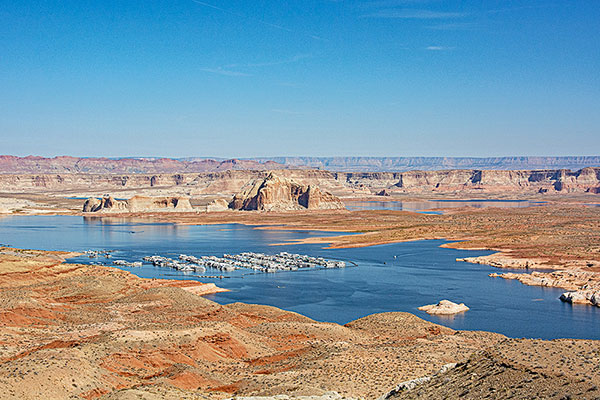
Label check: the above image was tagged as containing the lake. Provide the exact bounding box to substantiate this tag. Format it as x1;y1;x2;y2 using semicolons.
344;199;546;213
0;215;597;340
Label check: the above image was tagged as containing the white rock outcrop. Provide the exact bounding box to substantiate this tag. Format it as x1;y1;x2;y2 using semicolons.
206;198;230;212
226;392;350;400
560;290;600;307
418;300;469;315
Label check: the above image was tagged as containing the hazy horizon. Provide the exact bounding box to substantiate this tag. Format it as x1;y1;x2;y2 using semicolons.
3;154;600;160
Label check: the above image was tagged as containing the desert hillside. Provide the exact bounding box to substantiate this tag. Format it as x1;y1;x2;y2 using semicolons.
1;248;597;399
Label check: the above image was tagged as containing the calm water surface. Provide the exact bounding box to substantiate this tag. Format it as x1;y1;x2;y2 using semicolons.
0;215;597;340
344;199;546;212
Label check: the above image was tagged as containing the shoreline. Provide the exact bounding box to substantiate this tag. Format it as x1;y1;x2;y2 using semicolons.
0;246;228;297
2;205;600;308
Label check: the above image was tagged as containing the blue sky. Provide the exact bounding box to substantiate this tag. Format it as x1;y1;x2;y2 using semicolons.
1;0;599;157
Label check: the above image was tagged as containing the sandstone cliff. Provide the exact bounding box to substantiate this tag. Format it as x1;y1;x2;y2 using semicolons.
83;195;193;213
2;167;599;197
229;172;345;211
390;167;600;193
259;156;600;172
4;155;599;174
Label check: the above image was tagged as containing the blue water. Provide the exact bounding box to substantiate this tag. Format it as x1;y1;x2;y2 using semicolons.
345;199;546;213
0;215;597;340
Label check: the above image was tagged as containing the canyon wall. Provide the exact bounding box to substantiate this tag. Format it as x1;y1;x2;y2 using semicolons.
1;168;599;196
257;156;600;172
333;168;600;194
0;155;285;174
2;155;599;174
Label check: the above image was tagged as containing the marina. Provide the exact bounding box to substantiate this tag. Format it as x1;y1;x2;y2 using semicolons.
102;252;347;273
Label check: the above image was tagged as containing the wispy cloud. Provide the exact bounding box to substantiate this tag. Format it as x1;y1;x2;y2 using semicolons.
427;21;479;30
486;4;554;15
202;54;311;77
225;54;311;69
190;0;325;41
425;46;454;51
200;68;252;77
361;9;466;19
357;0;440;8
191;0;290;31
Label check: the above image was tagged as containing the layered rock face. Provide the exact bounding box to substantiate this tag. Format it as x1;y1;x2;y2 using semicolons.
83;195;193;213
0;155;285;174
388;167;600;193
2;167;599;196
2;155;600;173
229;172;345;211
258;156;600;172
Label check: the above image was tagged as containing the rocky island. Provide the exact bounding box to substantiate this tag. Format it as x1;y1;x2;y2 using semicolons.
418;300;469;315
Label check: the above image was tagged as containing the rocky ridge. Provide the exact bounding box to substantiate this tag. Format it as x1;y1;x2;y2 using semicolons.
0;155;285;174
4;155;600;174
258;156;600;172
384;339;600;399
2;167;599;196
